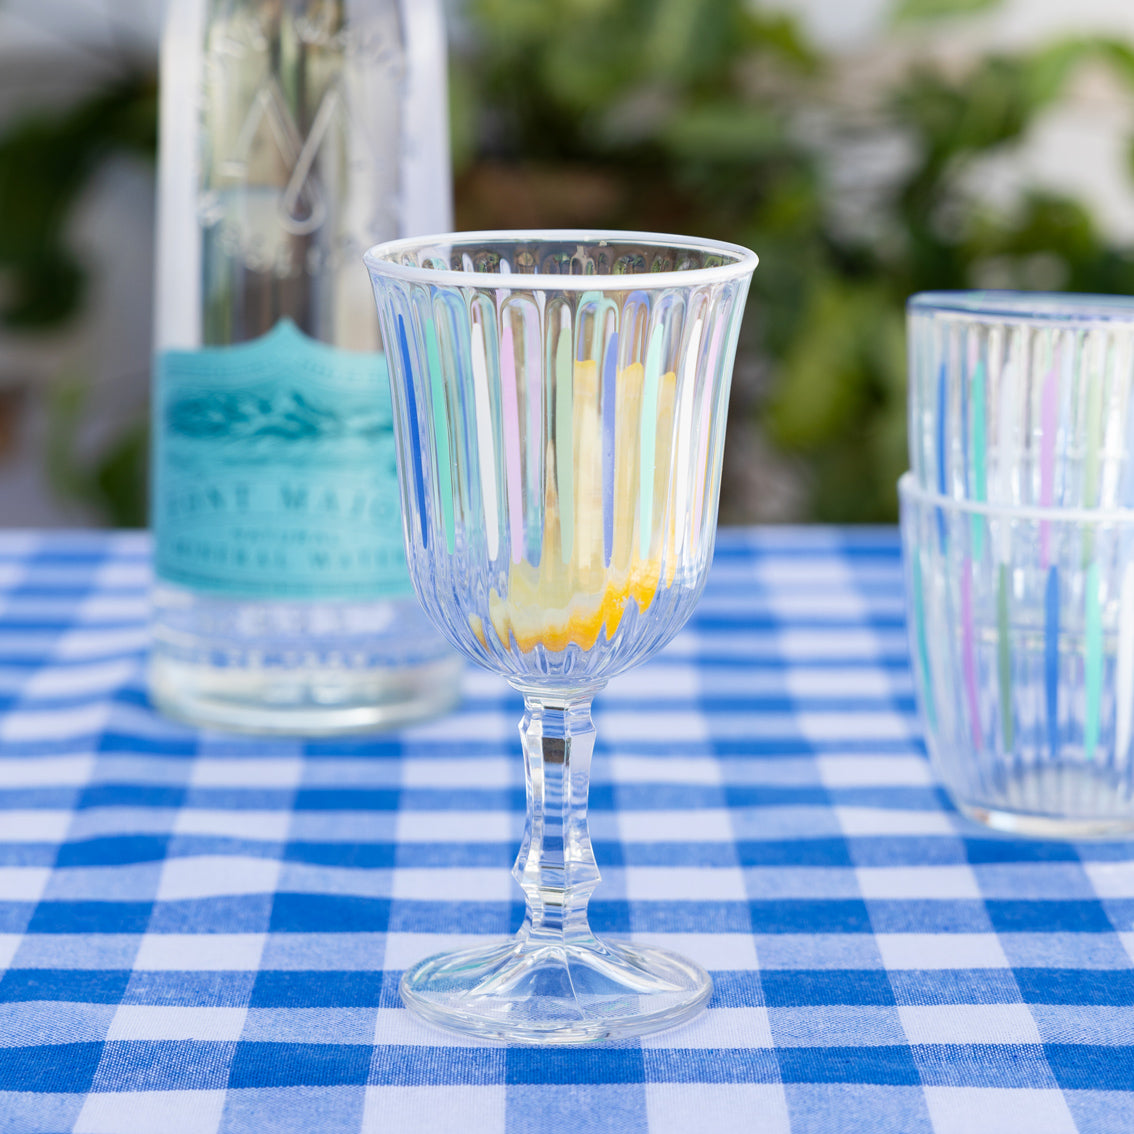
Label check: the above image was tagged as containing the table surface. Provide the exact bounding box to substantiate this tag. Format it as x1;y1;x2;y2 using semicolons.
0;528;1131;1134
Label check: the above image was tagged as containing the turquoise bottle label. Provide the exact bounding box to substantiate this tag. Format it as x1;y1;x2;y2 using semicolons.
153;320;413;600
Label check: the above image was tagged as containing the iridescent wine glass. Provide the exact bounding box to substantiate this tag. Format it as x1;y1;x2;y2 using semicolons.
365;231;757;1043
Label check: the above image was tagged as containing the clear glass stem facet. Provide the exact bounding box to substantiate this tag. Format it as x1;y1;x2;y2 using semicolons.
515;693;601;945
399;692;713;1043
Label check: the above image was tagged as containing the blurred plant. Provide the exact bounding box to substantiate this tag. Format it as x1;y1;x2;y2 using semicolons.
0;69;156;525
45;374;148;528
6;0;1134;525
0;73;156;329
778;31;1134;519
454;0;1134;521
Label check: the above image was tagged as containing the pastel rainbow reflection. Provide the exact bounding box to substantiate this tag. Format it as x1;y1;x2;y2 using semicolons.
365;232;756;689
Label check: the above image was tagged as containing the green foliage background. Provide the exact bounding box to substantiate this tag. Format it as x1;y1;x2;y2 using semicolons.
3;0;1134;524
452;0;1134;522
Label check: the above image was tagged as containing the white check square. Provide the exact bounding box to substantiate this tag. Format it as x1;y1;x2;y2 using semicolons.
275;863;389;899
605;664;698;699
258;931;385;972
617;808;734;843
400;757;514;788
190;758;303;788
12;933;141;970
646;1084;791;1134
598;708;708;744
106;1005;247;1042
395;810;514;844
1084;860;1134;898
408;710;510;744
391;867;511;903
624;866;747;902
641;1006;774;1049
797;710;914;743
361;1086;505;1134
876;933;1010;970
372;1008;496;1048
133;933;265;971
0;702;111;742
173;810;289;842
608;755;722;785
923;1087;1077;1134
836;807;955;836
856;866;981;900
78;596;148;623
382;933;492;971
74;1090;226;1134
0;755;93;787
0;810;72;842
92;559;151;589
631;932;760;972
789;670;903;701
0;934;21;970
156;855;281;901
0;866;51;902
745;867;859;899
23;659;134;699
46;864;162;901
816;752;929;786
899;1003;1042;1045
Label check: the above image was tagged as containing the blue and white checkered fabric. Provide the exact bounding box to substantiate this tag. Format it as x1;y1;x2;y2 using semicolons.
0;528;1131;1134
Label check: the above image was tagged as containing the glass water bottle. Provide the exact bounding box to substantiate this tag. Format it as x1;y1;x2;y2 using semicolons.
149;0;461;734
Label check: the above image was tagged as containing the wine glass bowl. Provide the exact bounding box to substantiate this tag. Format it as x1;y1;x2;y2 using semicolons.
365;231;757;1042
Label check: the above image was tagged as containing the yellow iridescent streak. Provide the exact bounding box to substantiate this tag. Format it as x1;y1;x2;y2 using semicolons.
479;359;681;654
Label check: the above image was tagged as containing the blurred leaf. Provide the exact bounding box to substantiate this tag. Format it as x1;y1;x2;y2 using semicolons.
2;251;85;328
45;378;88;507
45;375;147;528
739;11;819;70
768;282;874;450
892;0;1004;23
465;0;817;163
1021;38;1099;105
93;422;148;528
1098;38;1134;89
767;280;908;521
0;72;156;330
447;63;479;176
661;104;782;163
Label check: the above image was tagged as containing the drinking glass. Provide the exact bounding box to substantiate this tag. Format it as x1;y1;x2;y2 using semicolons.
365;230;756;1042
901;473;1134;837
907;291;1134;511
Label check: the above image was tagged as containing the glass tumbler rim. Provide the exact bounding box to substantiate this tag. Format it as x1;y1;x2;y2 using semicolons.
363;228;758;292
908;289;1134;327
899;471;1134;525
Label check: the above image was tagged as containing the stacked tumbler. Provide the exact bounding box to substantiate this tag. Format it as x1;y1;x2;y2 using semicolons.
900;291;1134;836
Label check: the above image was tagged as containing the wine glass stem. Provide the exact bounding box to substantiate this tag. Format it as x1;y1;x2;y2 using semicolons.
513;692;601;945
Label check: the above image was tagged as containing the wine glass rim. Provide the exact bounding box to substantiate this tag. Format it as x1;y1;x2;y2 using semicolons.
909;289;1134;326
363;229;758;291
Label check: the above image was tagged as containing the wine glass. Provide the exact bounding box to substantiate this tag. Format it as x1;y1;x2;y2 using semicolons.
364;230;757;1043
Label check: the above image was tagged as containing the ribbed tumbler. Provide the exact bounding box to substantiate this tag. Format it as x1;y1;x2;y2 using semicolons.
908;291;1134;510
364;230;756;1042
900;473;1134;836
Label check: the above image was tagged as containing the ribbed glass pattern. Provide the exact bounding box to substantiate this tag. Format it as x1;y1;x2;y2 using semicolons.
907;291;1134;511
900;473;1134;836
364;230;756;1043
366;232;754;692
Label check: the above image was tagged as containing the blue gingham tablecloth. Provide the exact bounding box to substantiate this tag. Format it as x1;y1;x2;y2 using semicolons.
0;528;1132;1134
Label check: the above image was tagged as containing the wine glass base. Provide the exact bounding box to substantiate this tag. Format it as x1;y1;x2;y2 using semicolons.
400;936;712;1044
